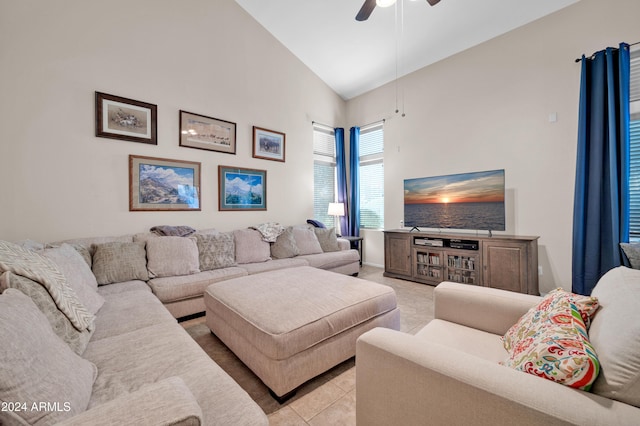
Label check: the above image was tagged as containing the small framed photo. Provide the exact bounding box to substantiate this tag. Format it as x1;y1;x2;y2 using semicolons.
180;110;236;154
218;165;266;211
96;92;157;145
129;155;201;211
252;126;285;162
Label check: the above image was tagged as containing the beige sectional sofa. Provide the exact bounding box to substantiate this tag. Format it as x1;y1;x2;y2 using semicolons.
0;223;359;425
356;267;640;426
52;224;360;318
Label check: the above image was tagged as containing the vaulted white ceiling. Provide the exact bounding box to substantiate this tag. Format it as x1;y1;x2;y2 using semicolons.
234;0;579;100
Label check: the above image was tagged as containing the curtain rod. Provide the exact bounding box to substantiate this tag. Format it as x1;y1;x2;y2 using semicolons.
312;119;386;131
360;119;386;130
575;41;639;63
311;121;334;131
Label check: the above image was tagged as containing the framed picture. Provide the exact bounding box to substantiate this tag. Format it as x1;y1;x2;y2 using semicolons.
129;155;201;211
96;92;157;145
252;126;286;162
180;110;236;154
218;166;266;211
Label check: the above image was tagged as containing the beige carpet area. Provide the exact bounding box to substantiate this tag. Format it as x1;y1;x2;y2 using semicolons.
181;265;435;425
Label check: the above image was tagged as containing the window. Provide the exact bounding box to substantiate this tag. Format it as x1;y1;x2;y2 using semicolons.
629;48;640;238
359;122;384;229
313;124;336;226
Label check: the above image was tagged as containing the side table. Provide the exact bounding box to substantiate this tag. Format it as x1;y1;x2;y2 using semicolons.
341;236;364;266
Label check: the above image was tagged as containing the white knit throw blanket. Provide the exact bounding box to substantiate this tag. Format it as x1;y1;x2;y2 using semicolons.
0;240;94;332
250;222;285;243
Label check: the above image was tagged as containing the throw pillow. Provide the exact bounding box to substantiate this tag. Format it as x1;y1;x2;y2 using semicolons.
292;225;323;255
0;239;94;332
92;241;149;285
146;236;200;278
620;243;640;269
271;227;300;259
233;229;271;264
0;272;94;355
0;289;97;425
41;244;104;315
502;288;599;352
314;227;340;252
195;232;236;270
501;289;600;390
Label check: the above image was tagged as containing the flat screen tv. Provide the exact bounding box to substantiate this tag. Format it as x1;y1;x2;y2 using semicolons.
404;169;505;233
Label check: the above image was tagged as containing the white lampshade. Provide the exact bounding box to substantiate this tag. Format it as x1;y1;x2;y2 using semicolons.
327;202;345;217
376;0;395;7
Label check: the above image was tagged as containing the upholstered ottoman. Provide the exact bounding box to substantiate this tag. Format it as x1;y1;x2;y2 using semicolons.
204;265;400;400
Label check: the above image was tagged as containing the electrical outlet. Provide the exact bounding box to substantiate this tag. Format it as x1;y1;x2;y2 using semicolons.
538;265;543;276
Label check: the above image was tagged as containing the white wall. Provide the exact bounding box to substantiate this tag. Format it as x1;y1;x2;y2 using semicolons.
3;0;640;293
347;0;640;292
0;0;345;242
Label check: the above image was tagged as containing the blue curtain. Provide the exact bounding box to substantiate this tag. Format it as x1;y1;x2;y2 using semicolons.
335;128;349;236
349;127;361;237
572;43;630;295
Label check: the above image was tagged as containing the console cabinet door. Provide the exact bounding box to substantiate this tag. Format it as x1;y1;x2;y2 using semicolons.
482;241;529;293
385;233;412;277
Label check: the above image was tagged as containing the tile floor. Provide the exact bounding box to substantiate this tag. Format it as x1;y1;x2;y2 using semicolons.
181;265;435;425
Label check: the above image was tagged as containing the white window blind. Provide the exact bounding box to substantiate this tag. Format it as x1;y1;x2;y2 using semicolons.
359;122;384;229
630;48;640;239
313;124;336;226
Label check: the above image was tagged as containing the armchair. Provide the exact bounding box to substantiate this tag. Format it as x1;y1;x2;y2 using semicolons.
356;276;640;425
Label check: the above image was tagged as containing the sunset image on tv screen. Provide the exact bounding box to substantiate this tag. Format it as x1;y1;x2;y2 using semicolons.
404;169;505;231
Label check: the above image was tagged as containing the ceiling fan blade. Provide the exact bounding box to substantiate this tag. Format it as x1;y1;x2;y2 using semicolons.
356;0;377;21
427;0;441;5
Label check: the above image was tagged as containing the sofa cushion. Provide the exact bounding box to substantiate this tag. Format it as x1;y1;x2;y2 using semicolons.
502;289;600;390
416;319;507;363
590;266;640;406
195;232;236;270
82;323;268;424
146;236;200;278
148;268;248;304
41;243;104;314
270;226;300;259
49;234;133;258
314;227;340;252
292;225;323;255
0;240;95;332
234;229;271;264
91;290;177;342
240;257;309;274
92;241;149;285
0;272;94;355
0;289;97;426
299;249;360;270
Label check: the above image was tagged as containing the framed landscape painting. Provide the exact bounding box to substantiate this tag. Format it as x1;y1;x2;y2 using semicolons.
129;155;201;211
179;110;236;154
96;92;157;145
218;166;266;211
252;126;285;162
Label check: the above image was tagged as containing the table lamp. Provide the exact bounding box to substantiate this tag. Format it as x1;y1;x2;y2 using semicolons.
327;202;345;236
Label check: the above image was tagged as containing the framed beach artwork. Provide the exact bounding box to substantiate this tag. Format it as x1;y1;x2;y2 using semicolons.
129;155;201;211
218;166;266;211
96;92;157;145
179;110;236;154
252;126;285;162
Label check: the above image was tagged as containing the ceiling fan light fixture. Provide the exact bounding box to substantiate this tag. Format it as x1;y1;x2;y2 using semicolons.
376;0;395;8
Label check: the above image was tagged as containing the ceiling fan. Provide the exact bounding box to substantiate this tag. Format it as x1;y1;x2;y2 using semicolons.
356;0;441;22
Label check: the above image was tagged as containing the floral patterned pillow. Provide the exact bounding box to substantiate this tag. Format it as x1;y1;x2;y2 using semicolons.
501;289;600;390
502;288;599;352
